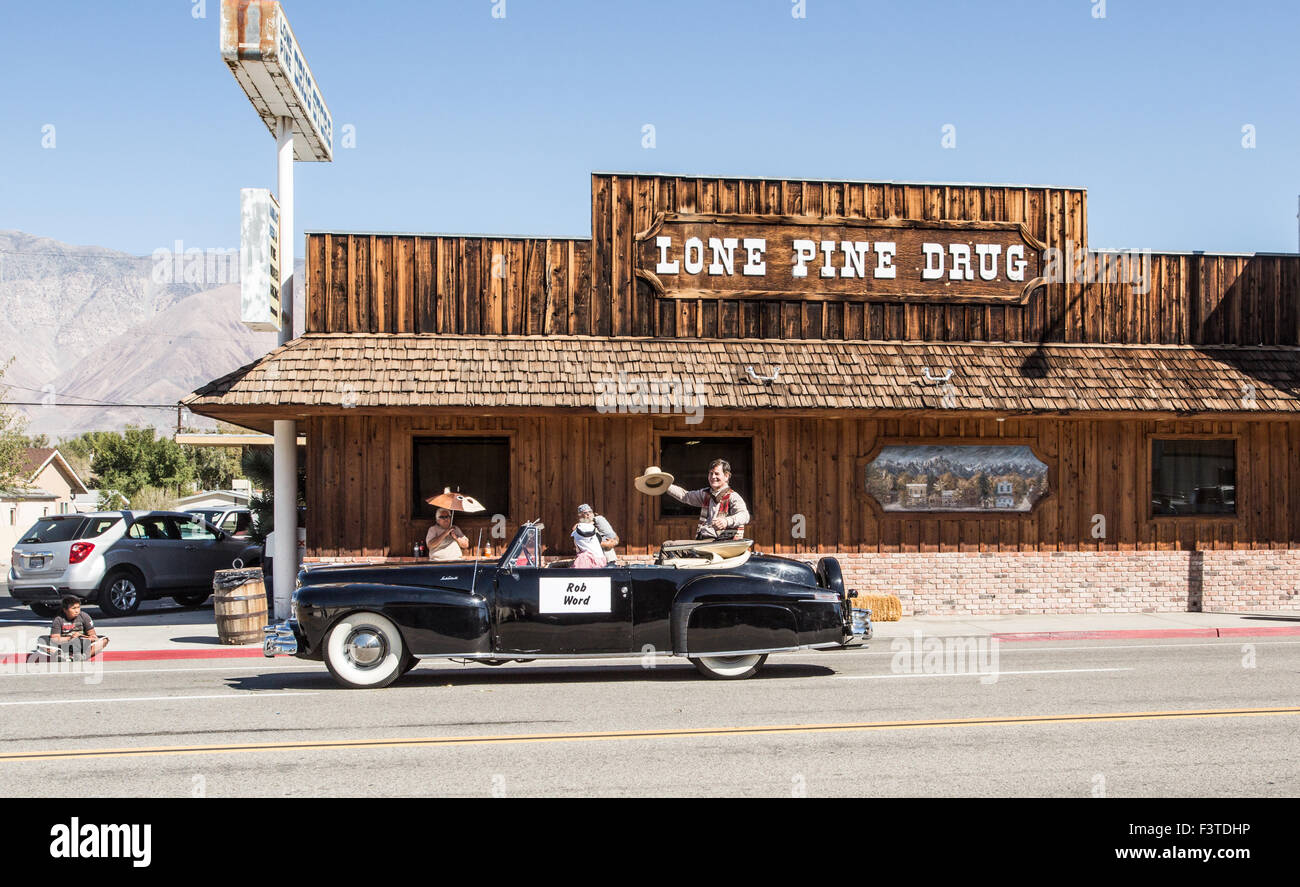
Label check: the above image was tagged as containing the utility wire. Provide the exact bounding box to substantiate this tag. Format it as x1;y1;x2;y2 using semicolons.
2;401;182;410
4;384;158;406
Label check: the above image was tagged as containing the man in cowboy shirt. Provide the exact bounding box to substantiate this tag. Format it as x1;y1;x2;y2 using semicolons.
667;458;750;540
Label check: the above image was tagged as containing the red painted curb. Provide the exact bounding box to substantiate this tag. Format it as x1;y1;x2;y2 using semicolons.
4;626;1298;664
1215;626;1300;637
99;648;266;661
992;626;1300;642
992;628;1220;642
0;647;264;665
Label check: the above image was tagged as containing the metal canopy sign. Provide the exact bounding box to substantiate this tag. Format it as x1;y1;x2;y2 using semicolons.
635;212;1047;304
220;0;333;161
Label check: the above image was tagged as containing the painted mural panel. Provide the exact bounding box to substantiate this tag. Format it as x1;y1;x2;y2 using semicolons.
865;445;1049;513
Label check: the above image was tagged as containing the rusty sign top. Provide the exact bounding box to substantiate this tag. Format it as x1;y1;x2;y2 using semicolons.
220;0;333;162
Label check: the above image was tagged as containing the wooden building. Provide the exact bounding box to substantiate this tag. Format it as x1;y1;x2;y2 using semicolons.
186;173;1300;614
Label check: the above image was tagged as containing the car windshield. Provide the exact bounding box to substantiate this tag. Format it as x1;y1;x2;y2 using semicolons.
504;524;543;567
19;517;84;544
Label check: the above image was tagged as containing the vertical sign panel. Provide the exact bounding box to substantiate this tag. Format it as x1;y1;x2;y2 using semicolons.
241;187;281;331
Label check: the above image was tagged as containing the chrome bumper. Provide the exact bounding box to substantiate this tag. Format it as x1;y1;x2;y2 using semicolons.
851;607;873;642
263;620;299;657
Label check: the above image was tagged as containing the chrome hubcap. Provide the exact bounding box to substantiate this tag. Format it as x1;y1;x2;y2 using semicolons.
111;580;137;609
344;629;387;668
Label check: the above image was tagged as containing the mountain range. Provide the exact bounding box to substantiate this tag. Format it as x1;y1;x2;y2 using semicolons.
0;231;302;438
869;444;1049;479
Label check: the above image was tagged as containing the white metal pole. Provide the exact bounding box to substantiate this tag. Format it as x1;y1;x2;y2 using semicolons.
277;117;294;346
273;117;298;619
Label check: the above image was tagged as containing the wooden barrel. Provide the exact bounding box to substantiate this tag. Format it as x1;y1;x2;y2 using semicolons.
213;568;268;645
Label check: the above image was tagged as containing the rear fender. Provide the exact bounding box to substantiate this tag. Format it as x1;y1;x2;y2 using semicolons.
671;574;808;655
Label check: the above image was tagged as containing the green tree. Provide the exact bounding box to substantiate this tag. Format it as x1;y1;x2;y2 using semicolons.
59;430;113;483
241;445;304;543
0;360;30;490
185;442;242;490
91;426;195;499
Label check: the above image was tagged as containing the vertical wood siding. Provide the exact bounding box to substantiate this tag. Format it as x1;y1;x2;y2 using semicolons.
303;414;1300;559
306;176;1300;345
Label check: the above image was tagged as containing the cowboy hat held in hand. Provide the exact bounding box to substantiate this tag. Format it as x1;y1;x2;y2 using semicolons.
634;466;674;496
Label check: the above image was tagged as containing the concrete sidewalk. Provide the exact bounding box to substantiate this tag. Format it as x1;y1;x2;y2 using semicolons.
1;590;1297;663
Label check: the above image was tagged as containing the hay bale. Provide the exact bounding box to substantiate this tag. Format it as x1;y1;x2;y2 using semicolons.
856;593;902;622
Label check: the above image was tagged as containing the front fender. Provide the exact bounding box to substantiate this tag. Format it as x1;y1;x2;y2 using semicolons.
295;582;491;658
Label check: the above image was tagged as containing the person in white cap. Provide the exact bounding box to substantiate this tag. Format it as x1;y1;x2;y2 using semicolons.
571;504;618;567
666;459;749;540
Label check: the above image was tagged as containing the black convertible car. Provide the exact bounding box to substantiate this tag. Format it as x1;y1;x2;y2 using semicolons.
264;521;871;688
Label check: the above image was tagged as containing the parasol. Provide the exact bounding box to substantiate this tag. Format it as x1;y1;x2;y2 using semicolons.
426;487;486;516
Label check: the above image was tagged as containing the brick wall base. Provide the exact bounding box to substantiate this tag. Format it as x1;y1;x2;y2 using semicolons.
304;549;1300;616
835;550;1300;615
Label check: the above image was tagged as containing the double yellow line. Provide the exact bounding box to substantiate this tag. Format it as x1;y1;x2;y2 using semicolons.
2;706;1296;762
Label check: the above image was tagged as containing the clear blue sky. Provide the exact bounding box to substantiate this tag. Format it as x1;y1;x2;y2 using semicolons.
2;0;1297;256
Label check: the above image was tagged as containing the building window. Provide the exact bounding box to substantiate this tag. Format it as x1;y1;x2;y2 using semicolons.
1151;439;1235;516
658;437;753;518
865;444;1050;513
8;508;14;526
412;437;510;521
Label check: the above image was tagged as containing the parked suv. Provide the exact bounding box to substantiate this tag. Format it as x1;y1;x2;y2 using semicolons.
8;511;262;617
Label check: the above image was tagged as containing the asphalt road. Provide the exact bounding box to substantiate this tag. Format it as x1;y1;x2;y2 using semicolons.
0;636;1296;797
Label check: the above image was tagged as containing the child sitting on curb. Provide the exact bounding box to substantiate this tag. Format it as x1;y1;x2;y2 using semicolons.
46;596;110;660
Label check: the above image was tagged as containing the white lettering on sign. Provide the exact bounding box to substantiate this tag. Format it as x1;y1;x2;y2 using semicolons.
976;244;1001;281
708;237;739;275
742;238;767;275
655;236;679;274
539;577;612;614
948;244;973;281
921;243;945;280
1007;245;1027;281
791;239;816;278
684;237;705;274
874;241;897;279
654;236;1028;283
839;241;871;278
819;240;837;278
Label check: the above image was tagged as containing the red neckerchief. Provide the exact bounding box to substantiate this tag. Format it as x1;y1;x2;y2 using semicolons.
711;487;731;515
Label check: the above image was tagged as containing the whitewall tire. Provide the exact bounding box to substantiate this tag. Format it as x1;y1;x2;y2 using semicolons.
690;653;767;680
323;612;407;689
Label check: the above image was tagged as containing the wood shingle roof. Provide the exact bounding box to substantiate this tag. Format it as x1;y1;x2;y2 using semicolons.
183;334;1300;417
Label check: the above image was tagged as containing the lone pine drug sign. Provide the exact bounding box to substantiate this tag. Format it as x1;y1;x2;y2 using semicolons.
635;212;1047;304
